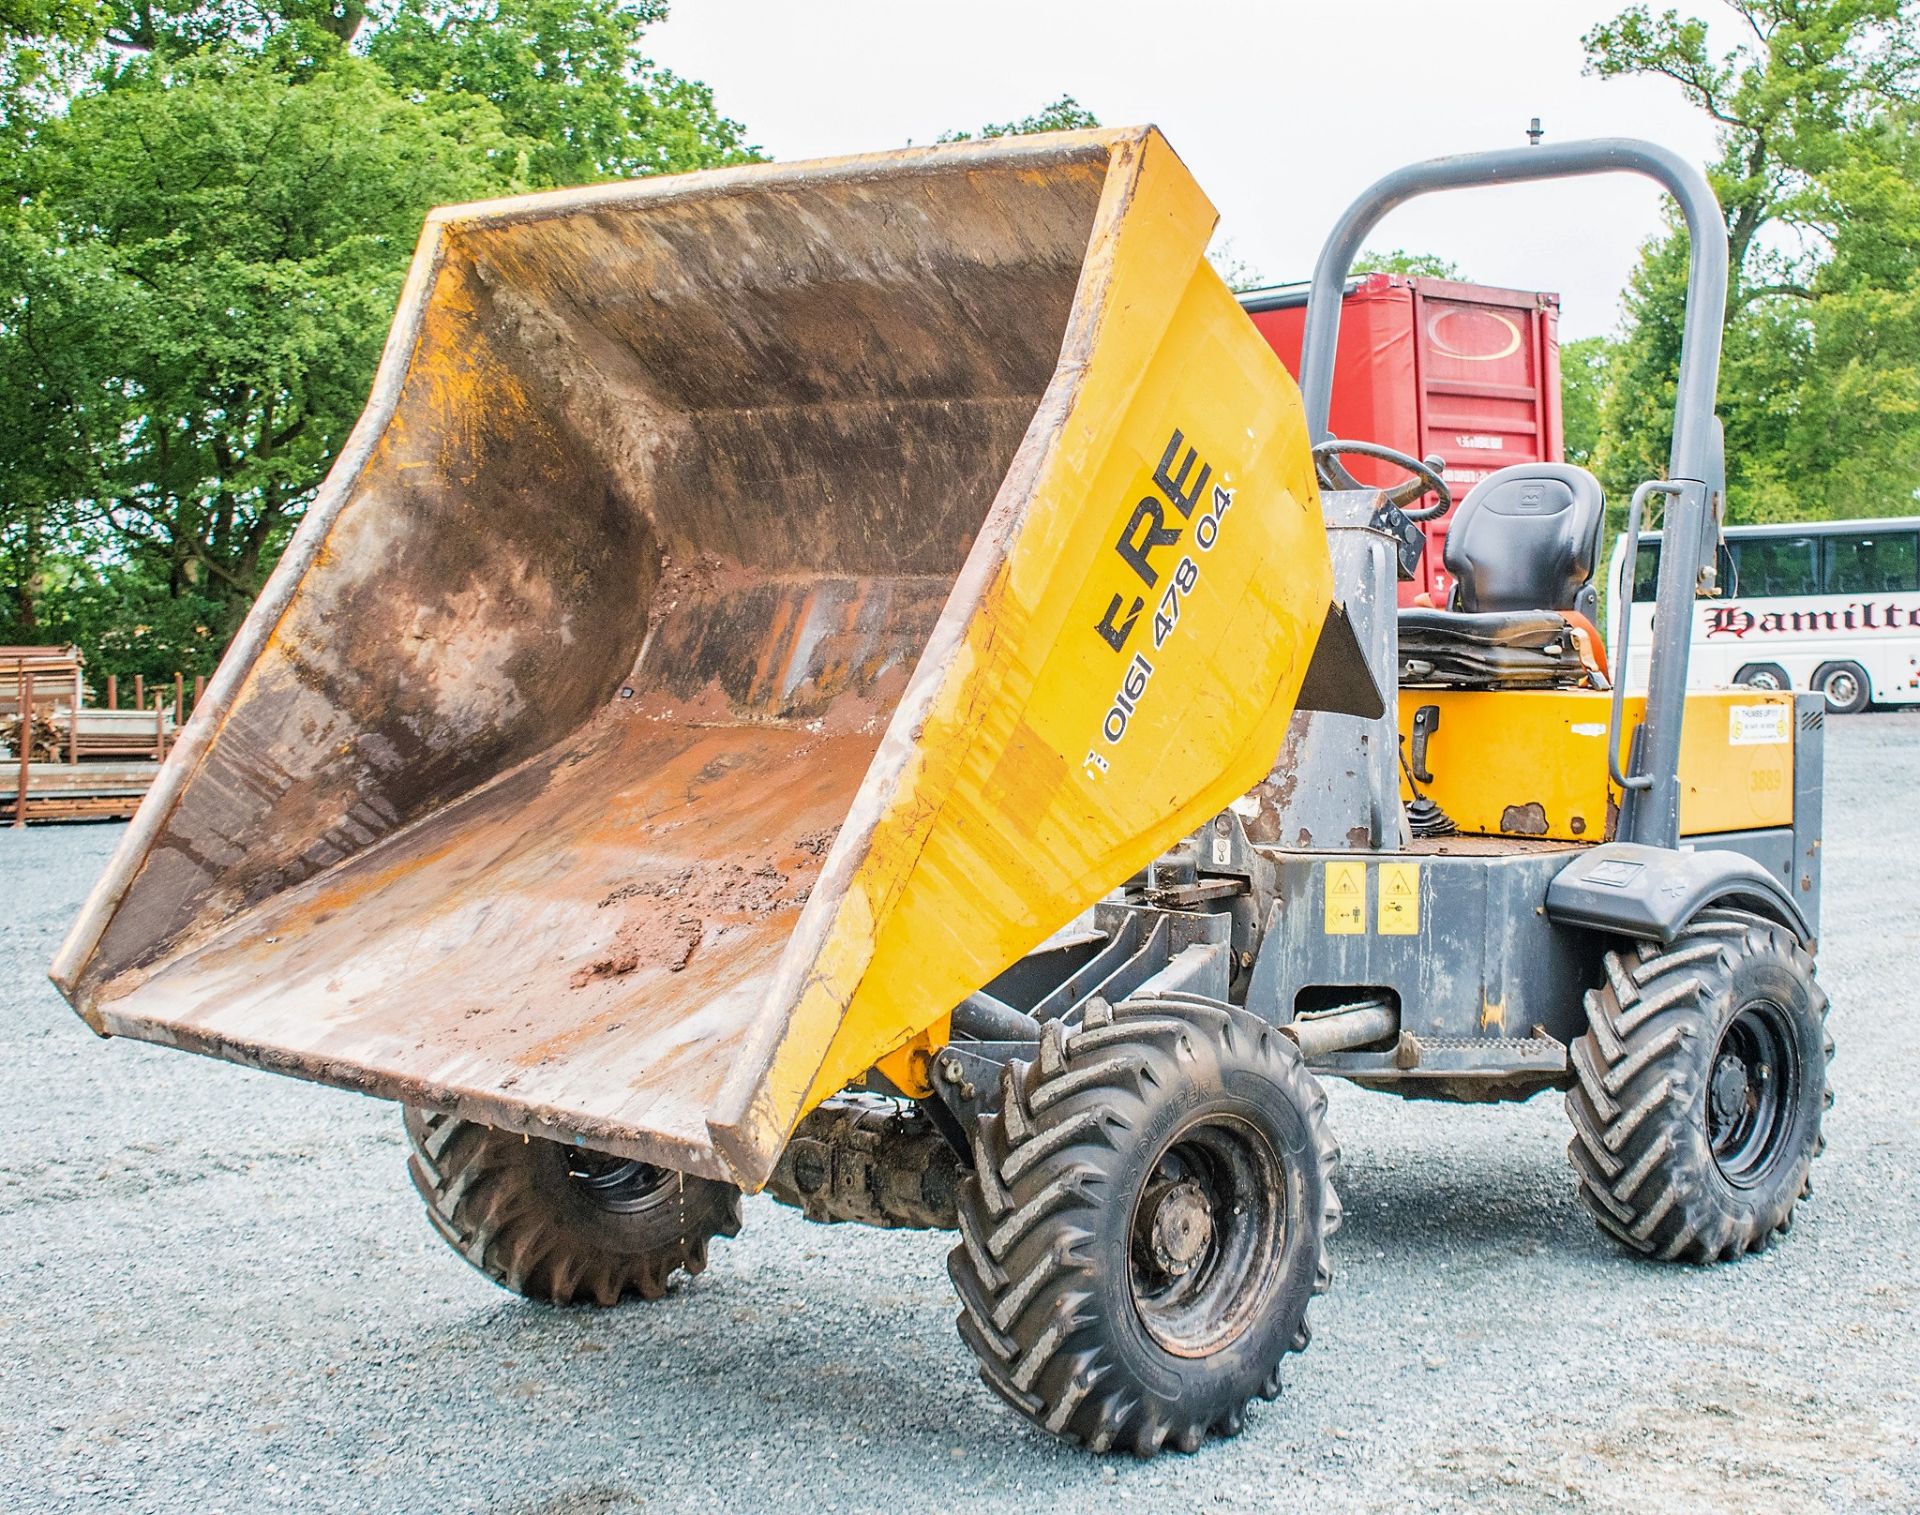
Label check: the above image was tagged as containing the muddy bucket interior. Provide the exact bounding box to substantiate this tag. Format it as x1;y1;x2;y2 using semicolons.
54;129;1346;1187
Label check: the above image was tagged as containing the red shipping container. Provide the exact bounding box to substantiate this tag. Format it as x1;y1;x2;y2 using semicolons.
1240;273;1563;606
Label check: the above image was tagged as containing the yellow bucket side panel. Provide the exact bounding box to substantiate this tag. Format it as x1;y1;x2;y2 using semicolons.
1394;687;1796;841
714;133;1196;1158
787;137;1334;1114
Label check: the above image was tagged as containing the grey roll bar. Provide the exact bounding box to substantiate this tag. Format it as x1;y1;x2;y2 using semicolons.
1608;479;1683;793
1296;137;1729;851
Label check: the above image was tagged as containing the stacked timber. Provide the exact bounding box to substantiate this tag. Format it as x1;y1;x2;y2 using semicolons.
10;761;161;823
4;646;178;825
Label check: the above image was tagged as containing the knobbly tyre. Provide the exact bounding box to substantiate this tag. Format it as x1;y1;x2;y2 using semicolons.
52;131;1830;1457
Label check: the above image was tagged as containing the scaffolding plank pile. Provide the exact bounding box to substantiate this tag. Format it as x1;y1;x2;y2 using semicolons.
4;646;177;825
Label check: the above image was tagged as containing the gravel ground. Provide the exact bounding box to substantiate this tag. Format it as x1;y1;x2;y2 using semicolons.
3;712;1917;1515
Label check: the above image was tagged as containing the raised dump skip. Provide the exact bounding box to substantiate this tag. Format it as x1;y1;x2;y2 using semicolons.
53;128;1352;1188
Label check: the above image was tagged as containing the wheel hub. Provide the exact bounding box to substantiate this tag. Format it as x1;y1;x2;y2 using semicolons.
566;1148;677;1214
1707;1001;1796;1188
1127;1118;1288;1358
1147;1179;1214;1274
1710;1053;1754;1127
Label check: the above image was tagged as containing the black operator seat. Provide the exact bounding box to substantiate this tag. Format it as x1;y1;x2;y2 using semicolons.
1398;462;1609;690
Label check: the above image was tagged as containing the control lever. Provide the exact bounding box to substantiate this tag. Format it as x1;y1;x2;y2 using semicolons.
1410;704;1440;784
1399;703;1455;838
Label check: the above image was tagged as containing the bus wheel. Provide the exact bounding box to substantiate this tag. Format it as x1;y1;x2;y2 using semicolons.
1734;662;1791;694
1812;660;1870;715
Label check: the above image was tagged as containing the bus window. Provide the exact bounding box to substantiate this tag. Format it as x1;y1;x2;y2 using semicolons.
1731;535;1818;598
1823;530;1919;595
1626;540;1733;599
1632;542;1660;600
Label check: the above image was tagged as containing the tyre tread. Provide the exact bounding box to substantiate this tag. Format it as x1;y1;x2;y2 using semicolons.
401;1107;739;1305
1563;913;1829;1264
950;996;1339;1456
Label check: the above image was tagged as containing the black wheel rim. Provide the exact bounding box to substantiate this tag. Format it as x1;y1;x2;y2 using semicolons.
1127;1116;1287;1357
565;1148;678;1214
1707;1000;1798;1187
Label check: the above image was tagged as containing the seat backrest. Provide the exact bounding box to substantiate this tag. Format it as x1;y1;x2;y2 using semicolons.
1442;462;1605;617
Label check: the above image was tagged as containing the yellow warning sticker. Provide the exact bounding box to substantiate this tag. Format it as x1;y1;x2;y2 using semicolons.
1324;861;1366;935
1378;862;1420;935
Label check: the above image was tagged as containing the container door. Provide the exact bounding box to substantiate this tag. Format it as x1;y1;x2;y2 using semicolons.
1411;282;1561;606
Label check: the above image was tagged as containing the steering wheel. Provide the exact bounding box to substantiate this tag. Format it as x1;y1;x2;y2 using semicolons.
1310;439;1452;521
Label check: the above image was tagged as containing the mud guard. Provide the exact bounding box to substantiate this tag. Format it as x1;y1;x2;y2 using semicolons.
1546;841;1814;946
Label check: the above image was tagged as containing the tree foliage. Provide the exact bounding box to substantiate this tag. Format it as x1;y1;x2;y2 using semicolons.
1353;247;1465;280
368;0;757;184
938;93;1097;142
0;46;512;650
1206;237;1266;293
1582;0;1920;523
1561;334;1613;467
103;0;373;53
1;0;100;39
0;1;755;678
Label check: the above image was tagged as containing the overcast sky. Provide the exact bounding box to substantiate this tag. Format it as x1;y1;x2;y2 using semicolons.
650;0;1741;340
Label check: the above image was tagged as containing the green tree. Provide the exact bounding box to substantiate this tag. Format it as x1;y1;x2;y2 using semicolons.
0;1;759;675
1561;334;1616;467
1353;247;1465;279
938;93;1098;142
368;0;757;185
1;0;100;37
1585;1;1920;522
101;0;372;53
0;0;100;124
77;0;758;184
0;45;514;665
1207;237;1267;293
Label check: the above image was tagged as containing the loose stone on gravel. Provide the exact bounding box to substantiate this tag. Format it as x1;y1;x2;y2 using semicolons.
2;713;1917;1513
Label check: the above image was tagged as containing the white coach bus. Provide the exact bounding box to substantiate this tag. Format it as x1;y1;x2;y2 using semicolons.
1608;516;1920;713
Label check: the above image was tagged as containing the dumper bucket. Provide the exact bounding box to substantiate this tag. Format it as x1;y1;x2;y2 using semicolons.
52;128;1354;1188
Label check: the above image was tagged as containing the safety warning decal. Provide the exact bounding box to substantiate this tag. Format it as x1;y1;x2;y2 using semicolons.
1378;862;1420;935
1729;702;1791;747
1324;861;1365;935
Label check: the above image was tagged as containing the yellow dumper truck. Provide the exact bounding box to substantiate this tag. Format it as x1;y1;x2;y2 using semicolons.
53;128;1831;1456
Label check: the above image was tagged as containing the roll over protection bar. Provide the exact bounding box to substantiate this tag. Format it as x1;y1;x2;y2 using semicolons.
1296;138;1731;852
